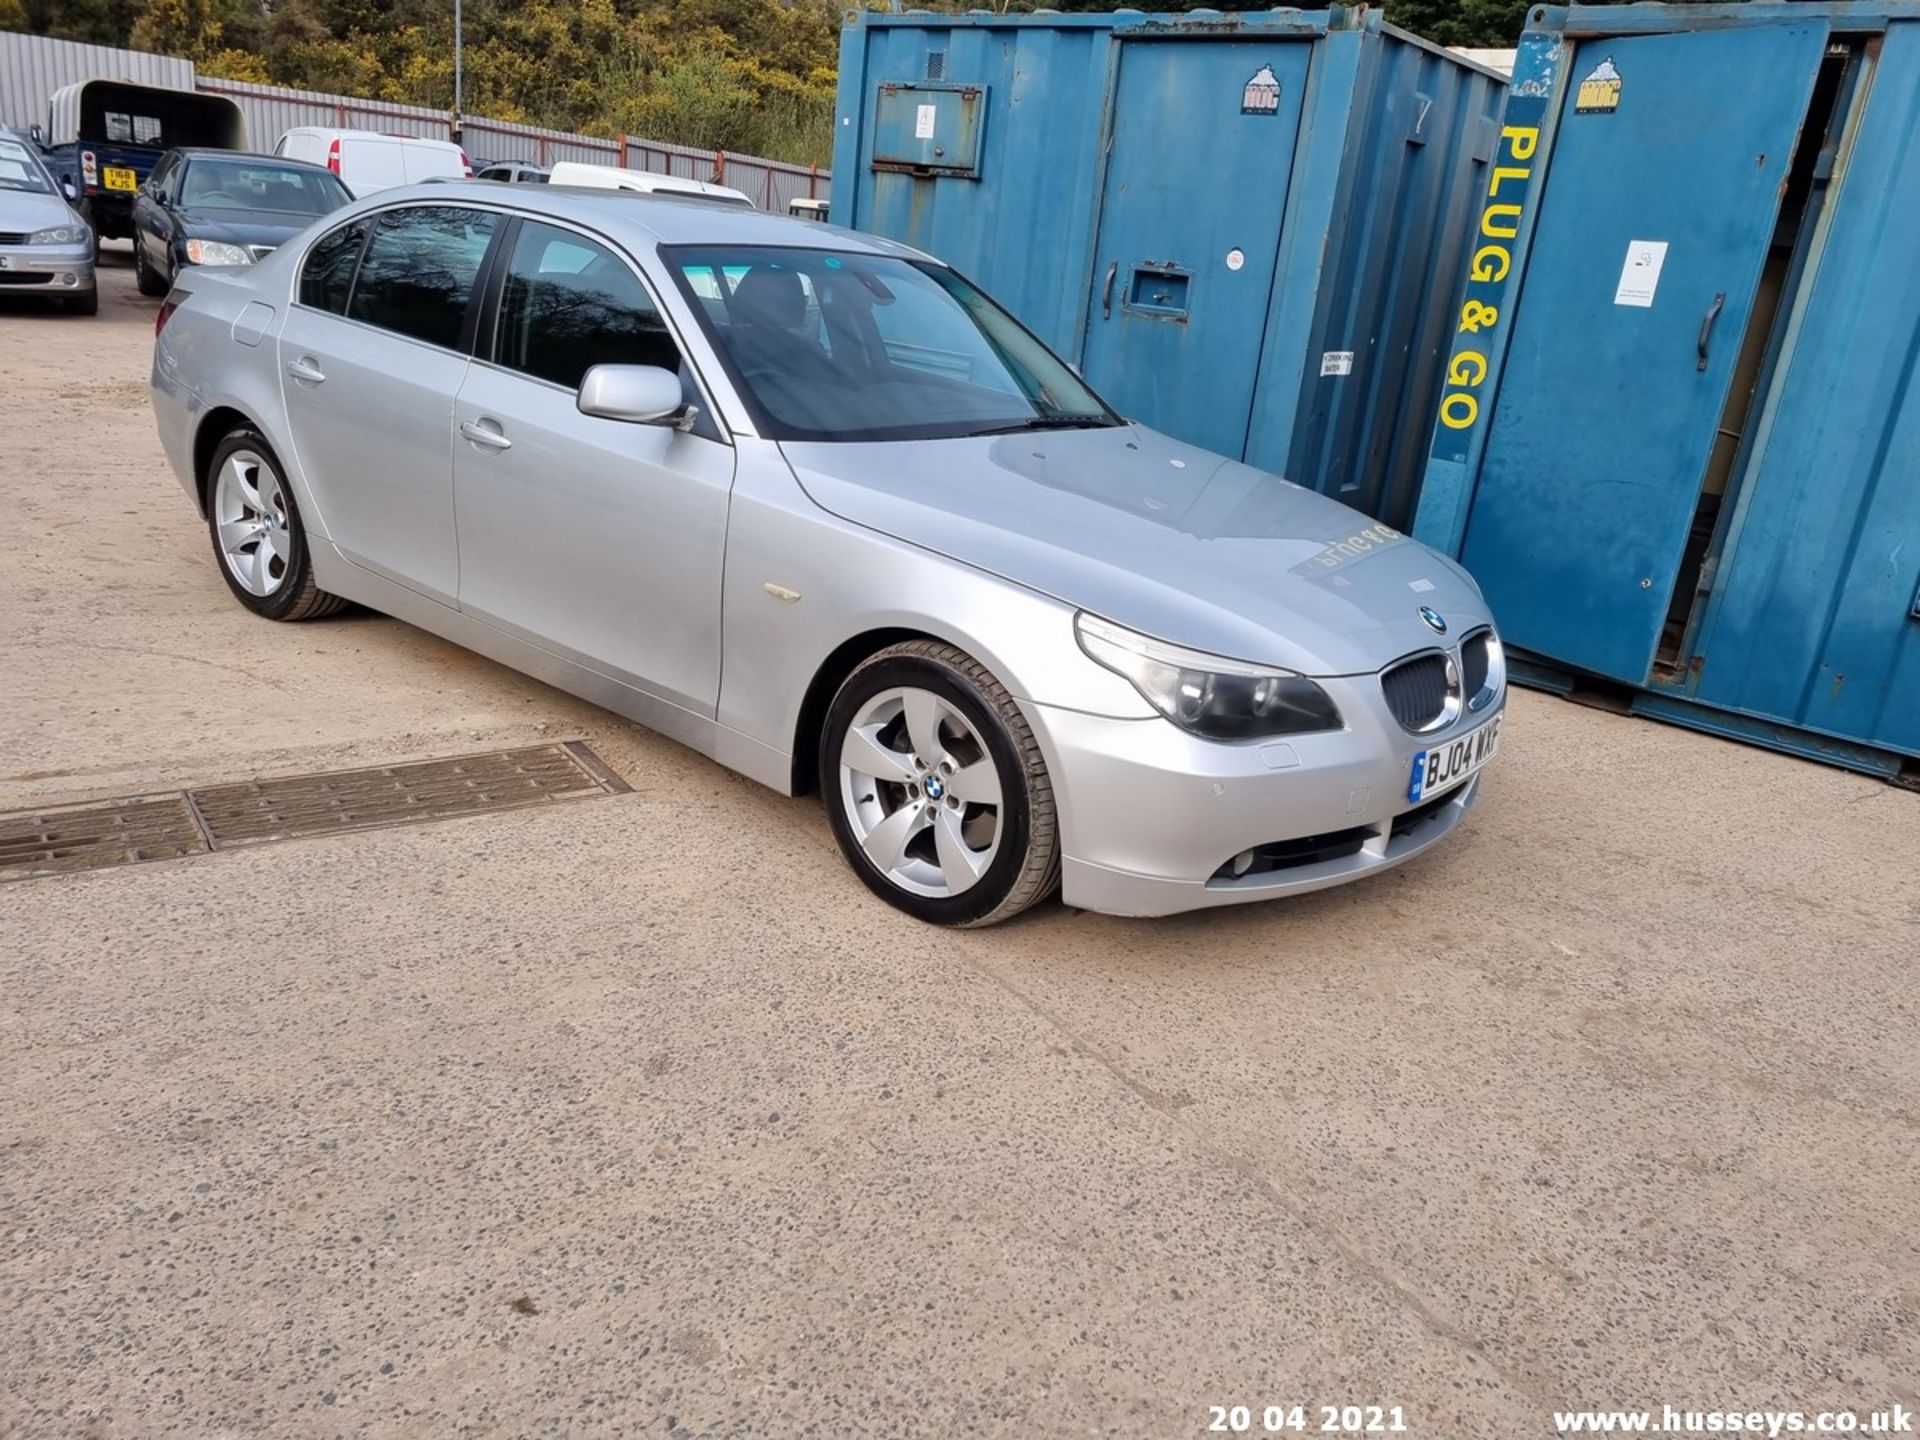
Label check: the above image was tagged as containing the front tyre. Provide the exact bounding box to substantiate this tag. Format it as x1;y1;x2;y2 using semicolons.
821;640;1060;927
133;238;167;297
204;428;347;622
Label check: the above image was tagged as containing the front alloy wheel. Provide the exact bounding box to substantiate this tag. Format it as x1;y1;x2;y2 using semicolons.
822;640;1059;926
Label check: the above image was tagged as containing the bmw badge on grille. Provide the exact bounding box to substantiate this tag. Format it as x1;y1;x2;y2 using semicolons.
1419;606;1448;634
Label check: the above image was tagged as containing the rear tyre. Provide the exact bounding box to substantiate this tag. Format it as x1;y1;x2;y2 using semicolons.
133;240;167;297
63;288;98;315
204;428;348;622
821;640;1060;927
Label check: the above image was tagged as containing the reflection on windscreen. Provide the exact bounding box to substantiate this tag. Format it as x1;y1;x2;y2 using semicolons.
0;139;53;194
668;246;1118;443
180;161;352;215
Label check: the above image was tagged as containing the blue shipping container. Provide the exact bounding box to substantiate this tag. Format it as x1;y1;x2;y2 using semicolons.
832;9;1507;528
1413;2;1920;782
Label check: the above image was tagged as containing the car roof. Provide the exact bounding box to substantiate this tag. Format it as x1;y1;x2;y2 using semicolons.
287;127;461;147
170;147;335;172
349;182;923;257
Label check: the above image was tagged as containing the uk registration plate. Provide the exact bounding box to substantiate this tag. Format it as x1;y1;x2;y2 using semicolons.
104;166;138;191
1407;713;1502;805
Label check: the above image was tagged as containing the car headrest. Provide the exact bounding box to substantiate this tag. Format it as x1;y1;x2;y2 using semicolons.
733;267;807;329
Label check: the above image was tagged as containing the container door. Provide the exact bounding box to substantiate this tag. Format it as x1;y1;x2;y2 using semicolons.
1459;23;1829;684
1082;40;1311;458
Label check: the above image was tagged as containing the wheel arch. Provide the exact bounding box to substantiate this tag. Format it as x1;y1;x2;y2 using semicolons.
789;626;942;797
192;405;260;515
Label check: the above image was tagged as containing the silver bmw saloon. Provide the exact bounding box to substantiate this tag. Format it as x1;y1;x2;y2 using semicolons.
150;186;1505;924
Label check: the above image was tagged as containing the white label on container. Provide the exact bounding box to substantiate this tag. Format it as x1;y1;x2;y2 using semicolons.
1320;350;1354;377
1614;239;1668;307
1225;248;1245;272
914;104;937;139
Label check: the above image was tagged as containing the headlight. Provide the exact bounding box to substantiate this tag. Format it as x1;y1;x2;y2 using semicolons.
28;225;86;246
184;239;252;266
1074;612;1342;740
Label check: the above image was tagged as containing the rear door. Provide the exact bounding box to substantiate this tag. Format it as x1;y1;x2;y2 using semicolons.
1458;23;1830;683
278;203;501;605
402;143;462;183
345;137;407;193
1079;39;1311;457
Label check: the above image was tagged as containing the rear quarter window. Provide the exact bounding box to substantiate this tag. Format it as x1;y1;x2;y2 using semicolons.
299;219;369;314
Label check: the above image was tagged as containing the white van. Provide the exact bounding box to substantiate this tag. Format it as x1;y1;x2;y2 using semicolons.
546;160;753;208
274;128;469;195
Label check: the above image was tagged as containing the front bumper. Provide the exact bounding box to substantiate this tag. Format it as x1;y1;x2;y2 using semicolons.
0;243;95;294
1030;672;1504;918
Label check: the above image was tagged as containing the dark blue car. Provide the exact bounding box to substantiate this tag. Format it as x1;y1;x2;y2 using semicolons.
131;149;354;296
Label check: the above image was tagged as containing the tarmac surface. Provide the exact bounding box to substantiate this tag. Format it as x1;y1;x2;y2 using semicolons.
3;249;1917;1439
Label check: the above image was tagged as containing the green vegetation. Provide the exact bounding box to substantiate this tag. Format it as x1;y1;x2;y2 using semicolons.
4;0;842;166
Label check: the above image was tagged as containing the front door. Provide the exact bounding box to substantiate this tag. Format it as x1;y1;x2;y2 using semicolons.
452;218;733;713
1458;24;1830;683
1080;39;1311;458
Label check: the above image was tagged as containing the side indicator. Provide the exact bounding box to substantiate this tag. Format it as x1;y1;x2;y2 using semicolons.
762;582;802;603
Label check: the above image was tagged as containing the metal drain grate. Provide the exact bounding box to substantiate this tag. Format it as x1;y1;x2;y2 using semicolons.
0;793;209;876
0;742;629;882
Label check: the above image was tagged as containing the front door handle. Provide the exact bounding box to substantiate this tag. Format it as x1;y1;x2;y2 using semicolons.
285;357;326;384
1100;260;1118;320
1697;291;1726;372
459;419;512;451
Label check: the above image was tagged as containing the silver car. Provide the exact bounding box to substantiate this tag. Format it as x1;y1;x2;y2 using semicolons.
150;187;1505;924
0;129;96;314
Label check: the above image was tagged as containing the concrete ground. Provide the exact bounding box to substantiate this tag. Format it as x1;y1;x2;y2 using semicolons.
2;249;1916;1440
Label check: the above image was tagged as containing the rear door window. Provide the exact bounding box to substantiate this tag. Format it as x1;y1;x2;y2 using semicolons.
347;206;499;349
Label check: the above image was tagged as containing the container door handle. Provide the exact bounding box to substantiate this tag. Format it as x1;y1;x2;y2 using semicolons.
1697;291;1726;372
1101;261;1117;320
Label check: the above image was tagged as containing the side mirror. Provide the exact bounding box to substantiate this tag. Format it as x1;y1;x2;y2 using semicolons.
29;124;44;145
577;364;692;429
60;177;77;202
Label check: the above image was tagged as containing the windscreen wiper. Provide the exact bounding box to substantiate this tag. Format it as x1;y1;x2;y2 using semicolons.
967;416;1120;437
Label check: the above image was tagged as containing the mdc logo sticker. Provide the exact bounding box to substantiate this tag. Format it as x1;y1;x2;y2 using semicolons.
1576;57;1622;114
1241;66;1281;116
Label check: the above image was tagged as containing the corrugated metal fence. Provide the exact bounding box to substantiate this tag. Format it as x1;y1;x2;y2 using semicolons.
1;30;829;206
0;30;192;126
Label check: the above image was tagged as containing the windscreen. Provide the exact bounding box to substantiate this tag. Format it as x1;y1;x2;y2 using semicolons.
665;245;1118;443
0;137;53;194
179;158;352;215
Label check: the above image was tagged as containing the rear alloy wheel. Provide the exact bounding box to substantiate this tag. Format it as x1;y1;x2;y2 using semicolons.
204;429;347;622
822;641;1059;926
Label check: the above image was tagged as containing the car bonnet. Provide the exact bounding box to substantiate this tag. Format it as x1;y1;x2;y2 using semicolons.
778;423;1492;677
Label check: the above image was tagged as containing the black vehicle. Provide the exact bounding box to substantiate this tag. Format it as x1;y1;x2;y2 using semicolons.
132;149;353;296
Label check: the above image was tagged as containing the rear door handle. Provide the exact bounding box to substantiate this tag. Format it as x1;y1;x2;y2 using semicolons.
285;357;326;384
459;419;512;451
